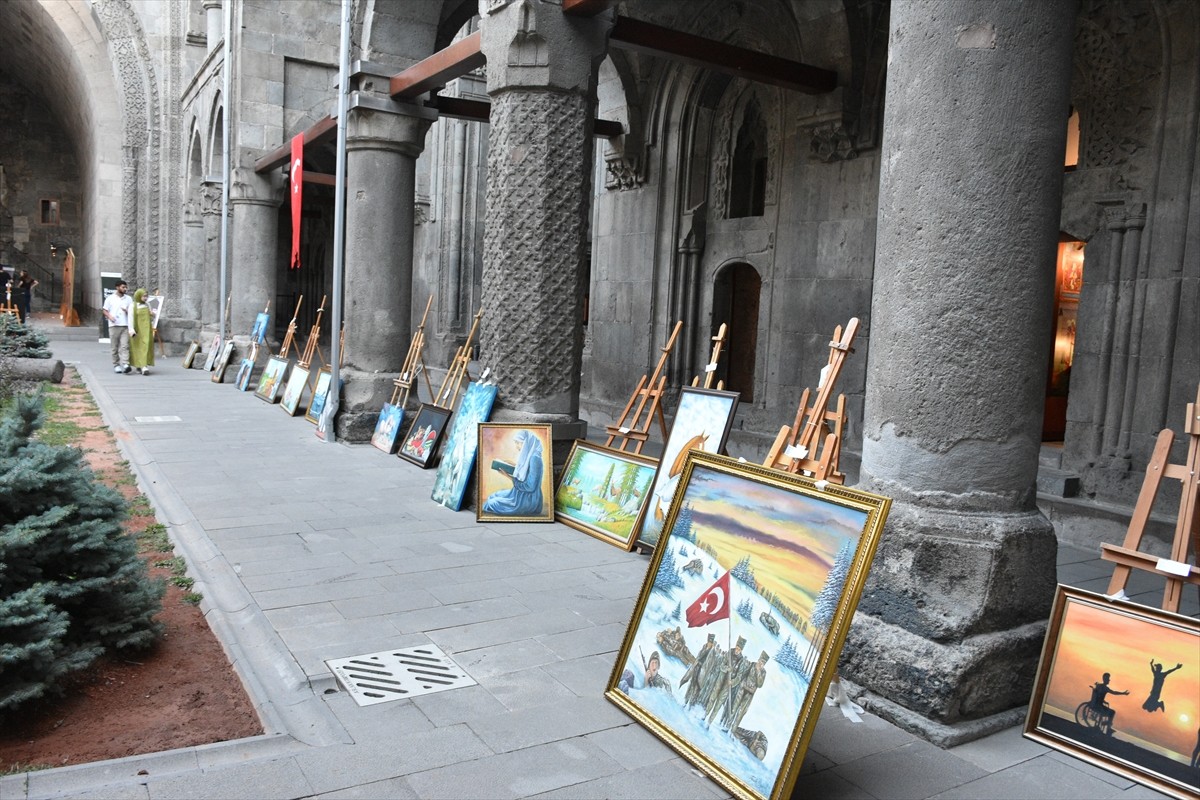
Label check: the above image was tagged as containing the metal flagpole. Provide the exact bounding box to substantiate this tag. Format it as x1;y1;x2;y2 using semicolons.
218;0;232;341
319;0;351;442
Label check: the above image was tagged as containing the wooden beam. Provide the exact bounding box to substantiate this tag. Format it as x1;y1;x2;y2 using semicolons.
254;115;338;174
609;16;837;95
562;0;616;16
428;95;624;138
302;171;336;187
391;30;485;99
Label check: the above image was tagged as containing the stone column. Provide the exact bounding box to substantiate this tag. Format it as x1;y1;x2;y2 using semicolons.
337;65;436;440
200;181;223;324
477;0;612;457
202;0;222;51
179;198;204;322
841;0;1076;745
229;167;281;335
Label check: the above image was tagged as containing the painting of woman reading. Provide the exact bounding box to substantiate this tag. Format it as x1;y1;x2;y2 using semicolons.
476;424;554;522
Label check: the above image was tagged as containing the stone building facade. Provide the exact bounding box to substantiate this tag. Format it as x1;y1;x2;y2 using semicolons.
0;0;1195;745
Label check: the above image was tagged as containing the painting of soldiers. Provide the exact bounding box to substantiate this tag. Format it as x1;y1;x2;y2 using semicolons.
729;651;770;729
705;636;746;727
681;633;720;707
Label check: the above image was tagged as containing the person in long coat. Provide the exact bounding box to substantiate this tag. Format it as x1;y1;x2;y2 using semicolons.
129;288;155;375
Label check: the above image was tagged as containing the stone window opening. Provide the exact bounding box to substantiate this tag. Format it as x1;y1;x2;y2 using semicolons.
40;199;60;225
728;102;767;219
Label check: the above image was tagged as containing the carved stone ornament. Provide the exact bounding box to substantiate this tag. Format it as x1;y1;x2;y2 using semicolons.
808;122;859;163
604;152;643;191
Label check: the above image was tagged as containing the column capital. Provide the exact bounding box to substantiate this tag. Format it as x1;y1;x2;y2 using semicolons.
479;0;612;95
229;167;283;207
200;181;223;216
201;0;221;10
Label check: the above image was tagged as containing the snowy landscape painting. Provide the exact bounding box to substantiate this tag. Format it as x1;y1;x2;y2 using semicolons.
554;441;657;549
431;382;498;511
606;451;891;800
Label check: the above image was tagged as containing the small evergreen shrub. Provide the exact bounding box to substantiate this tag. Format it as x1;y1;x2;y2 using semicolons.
0;316;51;359
0;395;164;715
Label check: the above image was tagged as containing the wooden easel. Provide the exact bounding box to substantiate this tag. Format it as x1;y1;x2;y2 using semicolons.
390;294;433;409
691;323;727;390
1;280;19;318
1101;384;1200;614
298;295;326;371
433;308;482;410
763;318;860;484
60;248;81;326
605;320;682;455
278;296;303;359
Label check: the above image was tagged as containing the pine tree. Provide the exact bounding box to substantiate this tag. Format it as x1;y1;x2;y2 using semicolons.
671;502;696;543
651;543;685;595
599;463;614;499
616;463;642;505
731;555;757;591
736;596;754;621
804;541;856;675
0;395;164;714
671;601;682;621
0;315;52;359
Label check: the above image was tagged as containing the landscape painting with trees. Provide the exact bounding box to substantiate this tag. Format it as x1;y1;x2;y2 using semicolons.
554;441;657;549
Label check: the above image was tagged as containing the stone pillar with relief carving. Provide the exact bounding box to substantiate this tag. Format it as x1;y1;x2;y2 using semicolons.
229;167;281;336
839;0;1076;746
200;180;223;325
179;198;204;321
337;64;436;441
476;0;613;457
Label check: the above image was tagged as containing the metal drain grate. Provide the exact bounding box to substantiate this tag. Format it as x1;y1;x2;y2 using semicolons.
325;644;476;707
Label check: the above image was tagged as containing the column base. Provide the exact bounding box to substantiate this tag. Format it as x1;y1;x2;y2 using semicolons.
335;367;398;443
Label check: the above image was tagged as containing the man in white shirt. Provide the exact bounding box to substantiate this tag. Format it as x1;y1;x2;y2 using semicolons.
103;279;134;373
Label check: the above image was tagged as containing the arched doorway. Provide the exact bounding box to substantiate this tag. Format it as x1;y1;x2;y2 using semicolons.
712;262;761;402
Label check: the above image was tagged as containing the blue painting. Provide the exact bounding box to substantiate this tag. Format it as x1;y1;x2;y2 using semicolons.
431;382;499;511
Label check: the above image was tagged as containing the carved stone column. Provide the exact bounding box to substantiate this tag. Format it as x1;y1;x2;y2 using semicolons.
337;64;436;441
229;167;281;335
842;0;1076;745
477;0;612;457
200;181;223;324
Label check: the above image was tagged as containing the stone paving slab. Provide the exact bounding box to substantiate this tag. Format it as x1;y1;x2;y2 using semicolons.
6;337;1175;800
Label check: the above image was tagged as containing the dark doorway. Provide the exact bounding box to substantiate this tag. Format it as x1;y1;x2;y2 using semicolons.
1043;235;1084;441
712;262;761;402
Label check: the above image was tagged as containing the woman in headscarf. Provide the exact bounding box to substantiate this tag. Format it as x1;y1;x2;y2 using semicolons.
129;288;155;375
482;429;545;516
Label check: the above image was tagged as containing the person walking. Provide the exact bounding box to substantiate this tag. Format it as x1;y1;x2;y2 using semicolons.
129;288;155;375
16;270;37;324
102;279;134;373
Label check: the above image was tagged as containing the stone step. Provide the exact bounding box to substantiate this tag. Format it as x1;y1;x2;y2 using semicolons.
1036;465;1080;498
1038;443;1064;469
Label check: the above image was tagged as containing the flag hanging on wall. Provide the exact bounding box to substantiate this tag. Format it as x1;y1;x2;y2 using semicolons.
290;132;304;270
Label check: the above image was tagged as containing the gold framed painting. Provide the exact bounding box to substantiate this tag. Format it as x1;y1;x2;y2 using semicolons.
180;341;200;369
605;451;891;800
1024;586;1199;800
475;423;554;523
554;440;658;550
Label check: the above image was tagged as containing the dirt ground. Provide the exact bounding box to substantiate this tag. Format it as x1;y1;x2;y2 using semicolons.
0;369;262;772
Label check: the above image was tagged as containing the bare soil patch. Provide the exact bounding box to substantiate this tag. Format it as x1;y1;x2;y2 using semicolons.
0;368;262;772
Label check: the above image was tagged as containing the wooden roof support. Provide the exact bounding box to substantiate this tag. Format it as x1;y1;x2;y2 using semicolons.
561;0;616;15
391;31;485;99
608;16;837;95
426;95;623;138
254;114;337;174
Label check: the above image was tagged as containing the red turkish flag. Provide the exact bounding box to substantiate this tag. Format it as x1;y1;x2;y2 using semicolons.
685;571;731;628
289;132;304;270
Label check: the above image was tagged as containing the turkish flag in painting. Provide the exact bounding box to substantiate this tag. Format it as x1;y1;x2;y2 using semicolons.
289;132;304;270
685;571;731;628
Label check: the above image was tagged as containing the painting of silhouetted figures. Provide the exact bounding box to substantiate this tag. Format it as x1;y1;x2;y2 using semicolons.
1025;587;1199;800
555;440;657;549
431;382;498;511
606;452;890;800
476;424;554;522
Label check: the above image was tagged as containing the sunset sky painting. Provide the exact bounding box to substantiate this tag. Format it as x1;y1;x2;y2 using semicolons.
677;464;870;625
1038;594;1199;767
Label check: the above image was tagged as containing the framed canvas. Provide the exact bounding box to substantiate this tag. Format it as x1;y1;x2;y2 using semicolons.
634;386;740;550
233;357;255;392
280;364;310;416
250;311;270;345
476;423;554;523
181;341;200;369
606;451;891;800
398;403;452;468
211;340;236;383
555;440;657;550
431;381;499;511
305;367;334;424
255;356;289;404
1024;586;1199;800
146;295;164;330
202;334;222;371
371;403;406;455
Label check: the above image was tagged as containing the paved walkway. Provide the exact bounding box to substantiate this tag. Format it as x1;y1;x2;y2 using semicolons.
2;331;1193;800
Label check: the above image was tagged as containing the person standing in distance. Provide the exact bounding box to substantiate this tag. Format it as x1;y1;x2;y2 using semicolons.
103;279;134;373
